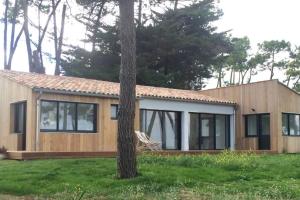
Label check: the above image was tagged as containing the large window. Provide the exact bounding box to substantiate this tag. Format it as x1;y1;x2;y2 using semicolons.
12;102;26;134
40;101;97;132
140;109;181;150
189;113;230;150
282;113;300;136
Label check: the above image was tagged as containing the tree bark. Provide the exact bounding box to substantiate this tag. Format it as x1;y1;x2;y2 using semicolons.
55;4;67;75
4;0;9;69
117;0;137;179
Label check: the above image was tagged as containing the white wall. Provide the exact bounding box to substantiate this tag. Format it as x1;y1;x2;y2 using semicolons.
139;98;236;151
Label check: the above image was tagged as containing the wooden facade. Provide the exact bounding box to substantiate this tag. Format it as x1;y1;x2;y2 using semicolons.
0;80;140;152
1;70;300;154
201;80;300;153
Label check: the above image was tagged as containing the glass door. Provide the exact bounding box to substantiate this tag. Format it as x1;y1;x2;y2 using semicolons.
258;114;270;150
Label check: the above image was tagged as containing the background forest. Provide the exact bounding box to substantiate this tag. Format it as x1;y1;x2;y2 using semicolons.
2;0;300;90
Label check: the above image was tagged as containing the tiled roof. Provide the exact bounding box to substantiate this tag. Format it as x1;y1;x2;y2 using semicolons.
0;70;236;105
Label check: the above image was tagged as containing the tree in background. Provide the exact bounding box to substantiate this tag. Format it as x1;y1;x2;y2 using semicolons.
117;0;137;178
1;0;68;74
63;0;232;90
284;46;300;89
257;40;290;80
226;37;251;85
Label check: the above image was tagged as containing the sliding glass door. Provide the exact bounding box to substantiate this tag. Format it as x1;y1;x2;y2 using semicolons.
140;109;181;150
189;113;230;150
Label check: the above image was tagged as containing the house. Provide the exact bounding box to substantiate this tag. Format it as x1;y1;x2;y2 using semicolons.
1;70;298;155
0;70;236;153
200;80;300;153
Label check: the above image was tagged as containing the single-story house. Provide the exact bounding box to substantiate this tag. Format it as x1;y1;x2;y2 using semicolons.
0;70;299;154
0;70;236;153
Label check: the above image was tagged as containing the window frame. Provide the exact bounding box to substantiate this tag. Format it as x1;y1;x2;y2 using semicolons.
282;112;300;137
111;104;119;120
40;100;97;133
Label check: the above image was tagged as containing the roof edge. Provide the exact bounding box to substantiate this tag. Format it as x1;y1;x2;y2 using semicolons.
32;87;120;99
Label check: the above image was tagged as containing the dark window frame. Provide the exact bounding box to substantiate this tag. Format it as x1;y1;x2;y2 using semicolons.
189;112;231;150
111;104;119;120
282;112;300;137
40;100;97;133
245;113;270;137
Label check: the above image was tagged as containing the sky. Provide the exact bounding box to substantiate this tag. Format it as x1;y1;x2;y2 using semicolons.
1;0;300;88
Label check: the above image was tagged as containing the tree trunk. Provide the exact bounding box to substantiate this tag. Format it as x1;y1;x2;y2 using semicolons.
55;4;67;75
4;0;9;69
138;0;142;26
52;0;59;74
174;0;178;10
38;0;44;69
7;25;24;68
117;0;137;179
7;0;21;69
23;0;34;72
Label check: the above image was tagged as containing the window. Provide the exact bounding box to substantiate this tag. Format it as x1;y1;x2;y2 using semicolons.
40;101;57;131
245;115;258;136
12;102;26;133
111;104;118;120
189;113;230;150
40;101;97;132
282;113;300;136
78;103;96;131
282;114;289;135
59;102;76;131
140;109;181;150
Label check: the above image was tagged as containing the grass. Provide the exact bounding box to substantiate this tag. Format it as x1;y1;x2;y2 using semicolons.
0;152;300;199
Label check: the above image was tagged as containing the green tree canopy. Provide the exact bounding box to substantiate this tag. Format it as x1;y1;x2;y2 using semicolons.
62;0;232;90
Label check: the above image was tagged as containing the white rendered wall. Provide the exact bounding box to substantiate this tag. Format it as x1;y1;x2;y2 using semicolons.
139;98;236;151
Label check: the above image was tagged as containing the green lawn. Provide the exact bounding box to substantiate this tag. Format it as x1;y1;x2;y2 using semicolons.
0;152;300;200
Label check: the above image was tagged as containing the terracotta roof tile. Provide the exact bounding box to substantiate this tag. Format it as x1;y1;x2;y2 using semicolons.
0;70;236;105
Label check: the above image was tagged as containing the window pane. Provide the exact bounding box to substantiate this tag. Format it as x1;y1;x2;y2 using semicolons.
282;114;288;135
59;102;76;131
145;110;163;147
189;113;200;150
164;112;180;150
77;104;95;131
111;105;118;119
216;115;226;149
40;101;57;130
289;114;300;136
246;115;257;136
140;109;181;150
14;103;25;133
261;114;270;135
200;114;214;150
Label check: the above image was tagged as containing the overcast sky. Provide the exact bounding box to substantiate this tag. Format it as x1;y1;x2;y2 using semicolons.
1;0;300;88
